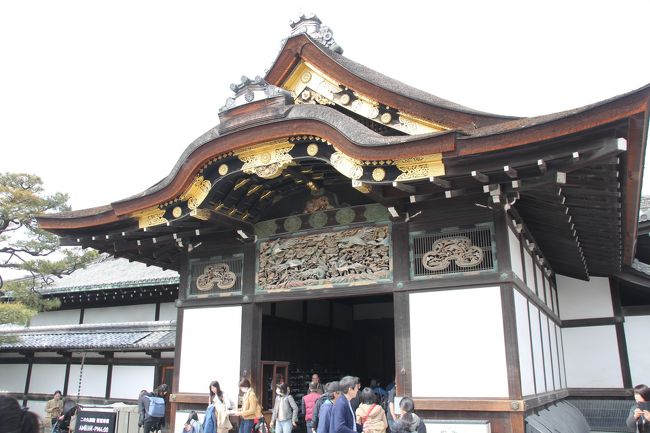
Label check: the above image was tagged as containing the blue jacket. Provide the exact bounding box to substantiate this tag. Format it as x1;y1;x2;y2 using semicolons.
331;397;360;433
204;404;217;433
316;400;333;433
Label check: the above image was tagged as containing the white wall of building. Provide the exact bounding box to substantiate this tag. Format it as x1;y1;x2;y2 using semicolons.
28;364;67;394
159;302;177;320
0;364;29;392
624;315;650;386
410;286;509;398
30;309;81;326
562;325;623;388
67;364;108;397
529;303;546;393
83;304;156;324
556;276;613;320
110;365;156;399
540;314;554;390
514;290;535;396
179;306;241;400
508;228;524;283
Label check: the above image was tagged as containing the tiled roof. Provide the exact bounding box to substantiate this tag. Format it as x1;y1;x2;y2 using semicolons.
0;321;176;351
39;256;179;294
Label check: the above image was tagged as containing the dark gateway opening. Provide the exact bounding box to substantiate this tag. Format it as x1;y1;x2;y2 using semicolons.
260;294;395;412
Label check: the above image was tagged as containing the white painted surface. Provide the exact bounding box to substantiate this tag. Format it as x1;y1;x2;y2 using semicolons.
29;364;66;394
424;420;491;433
529;303;545;393
535;265;544;303
83;304;156;324
30;309;81;326
550;323;561;389
28;400;47;421
514;291;535;396
540;314;554;390
544;283;552;311
110;365;155;399
0;364;28;392
555;275;613;320
524;251;536;294
410;287;509;398
624;315;650;386
557;326;566;388
179;305;241;400
159;302;177;320
67;364;108;397
508;228;524;282
563;325;622;388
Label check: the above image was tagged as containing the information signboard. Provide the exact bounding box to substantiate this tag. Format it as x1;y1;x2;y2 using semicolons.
74;409;117;433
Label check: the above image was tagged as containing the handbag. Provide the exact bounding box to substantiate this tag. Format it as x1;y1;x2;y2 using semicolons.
215;399;233;430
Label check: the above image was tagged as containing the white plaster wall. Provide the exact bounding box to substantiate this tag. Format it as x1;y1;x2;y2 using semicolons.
508;229;524;283
535;266;544;303
550;324;561;389
624;315;650;386
110;365;155;399
563;325;622;388
67;364;108;397
410;287;509;398
545;284;553;312
514;291;535;396
540;314;554;390
179;306;241;400
28;400;47;421
159;302;177;320
529;303;546;393
557;326;566;388
83;304;156;324
555;276;613;320
524;251;536;294
0;364;28;392
29;364;66;394
30;309;81;326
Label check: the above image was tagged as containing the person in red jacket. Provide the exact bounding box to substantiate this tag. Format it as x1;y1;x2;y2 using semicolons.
302;382;323;433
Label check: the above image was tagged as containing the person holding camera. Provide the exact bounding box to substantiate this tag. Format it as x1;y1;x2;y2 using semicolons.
626;384;650;433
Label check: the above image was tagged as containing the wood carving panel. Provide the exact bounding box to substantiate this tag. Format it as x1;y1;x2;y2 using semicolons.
258;225;391;291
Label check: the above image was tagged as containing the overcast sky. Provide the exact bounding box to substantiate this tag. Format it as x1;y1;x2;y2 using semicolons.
1;0;649;211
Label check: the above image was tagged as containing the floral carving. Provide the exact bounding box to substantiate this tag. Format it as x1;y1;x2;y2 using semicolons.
196;263;237;291
258;225;391;291
421;236;484;271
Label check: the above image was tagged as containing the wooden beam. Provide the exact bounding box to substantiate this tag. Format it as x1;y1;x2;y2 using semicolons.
471;170;489;183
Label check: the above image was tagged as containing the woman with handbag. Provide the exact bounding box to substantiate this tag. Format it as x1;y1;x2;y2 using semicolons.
234;378;262;433
210;380;235;433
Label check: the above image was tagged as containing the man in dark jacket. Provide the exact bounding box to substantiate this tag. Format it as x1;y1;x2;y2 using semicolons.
331;377;361;433
138;384;169;433
312;382;339;433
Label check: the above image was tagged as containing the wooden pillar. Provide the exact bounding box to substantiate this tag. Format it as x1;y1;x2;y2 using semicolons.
240;241;262;390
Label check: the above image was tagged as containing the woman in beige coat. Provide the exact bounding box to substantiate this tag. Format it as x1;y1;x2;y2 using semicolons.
355;388;387;433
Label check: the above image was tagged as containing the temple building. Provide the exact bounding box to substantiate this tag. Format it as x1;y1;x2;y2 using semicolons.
4;14;650;433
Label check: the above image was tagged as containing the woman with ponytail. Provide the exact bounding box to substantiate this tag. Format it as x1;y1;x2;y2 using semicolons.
0;395;40;433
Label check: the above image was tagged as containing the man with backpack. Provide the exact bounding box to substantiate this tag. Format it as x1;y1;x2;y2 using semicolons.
139;384;169;433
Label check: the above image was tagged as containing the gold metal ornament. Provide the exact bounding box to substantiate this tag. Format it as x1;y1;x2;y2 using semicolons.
180;176;212;210
340;93;351;105
372;167;386;182
395;155;445;181
172;206;183;218
300;71;312;83
218;164;229;176
135;207;168;229
307;143;319;156
330;151;364;180
380;112;392;124
237;140;295;179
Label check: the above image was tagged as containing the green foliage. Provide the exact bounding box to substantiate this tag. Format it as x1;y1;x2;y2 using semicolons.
0;173;97;324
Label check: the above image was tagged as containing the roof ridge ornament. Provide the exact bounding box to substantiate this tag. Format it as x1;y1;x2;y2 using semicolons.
219;75;292;113
289;13;343;54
